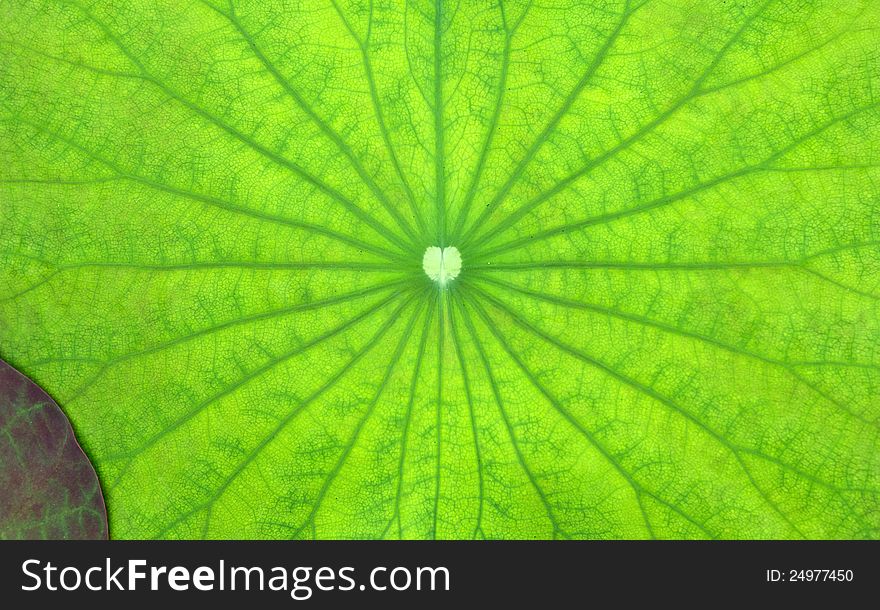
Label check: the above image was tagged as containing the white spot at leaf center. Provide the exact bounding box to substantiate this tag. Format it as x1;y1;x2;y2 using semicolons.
423;246;462;285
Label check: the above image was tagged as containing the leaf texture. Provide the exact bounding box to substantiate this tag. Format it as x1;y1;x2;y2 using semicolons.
0;0;878;539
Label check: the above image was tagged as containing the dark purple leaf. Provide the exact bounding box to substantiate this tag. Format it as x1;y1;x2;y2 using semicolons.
0;359;107;539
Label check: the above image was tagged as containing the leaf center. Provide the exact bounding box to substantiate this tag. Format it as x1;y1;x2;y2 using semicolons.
422;246;462;285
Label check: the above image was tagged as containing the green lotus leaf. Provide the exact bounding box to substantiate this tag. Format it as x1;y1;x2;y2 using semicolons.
1;0;878;539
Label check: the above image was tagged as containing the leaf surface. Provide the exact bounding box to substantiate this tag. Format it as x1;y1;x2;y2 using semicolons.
1;0;878;539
